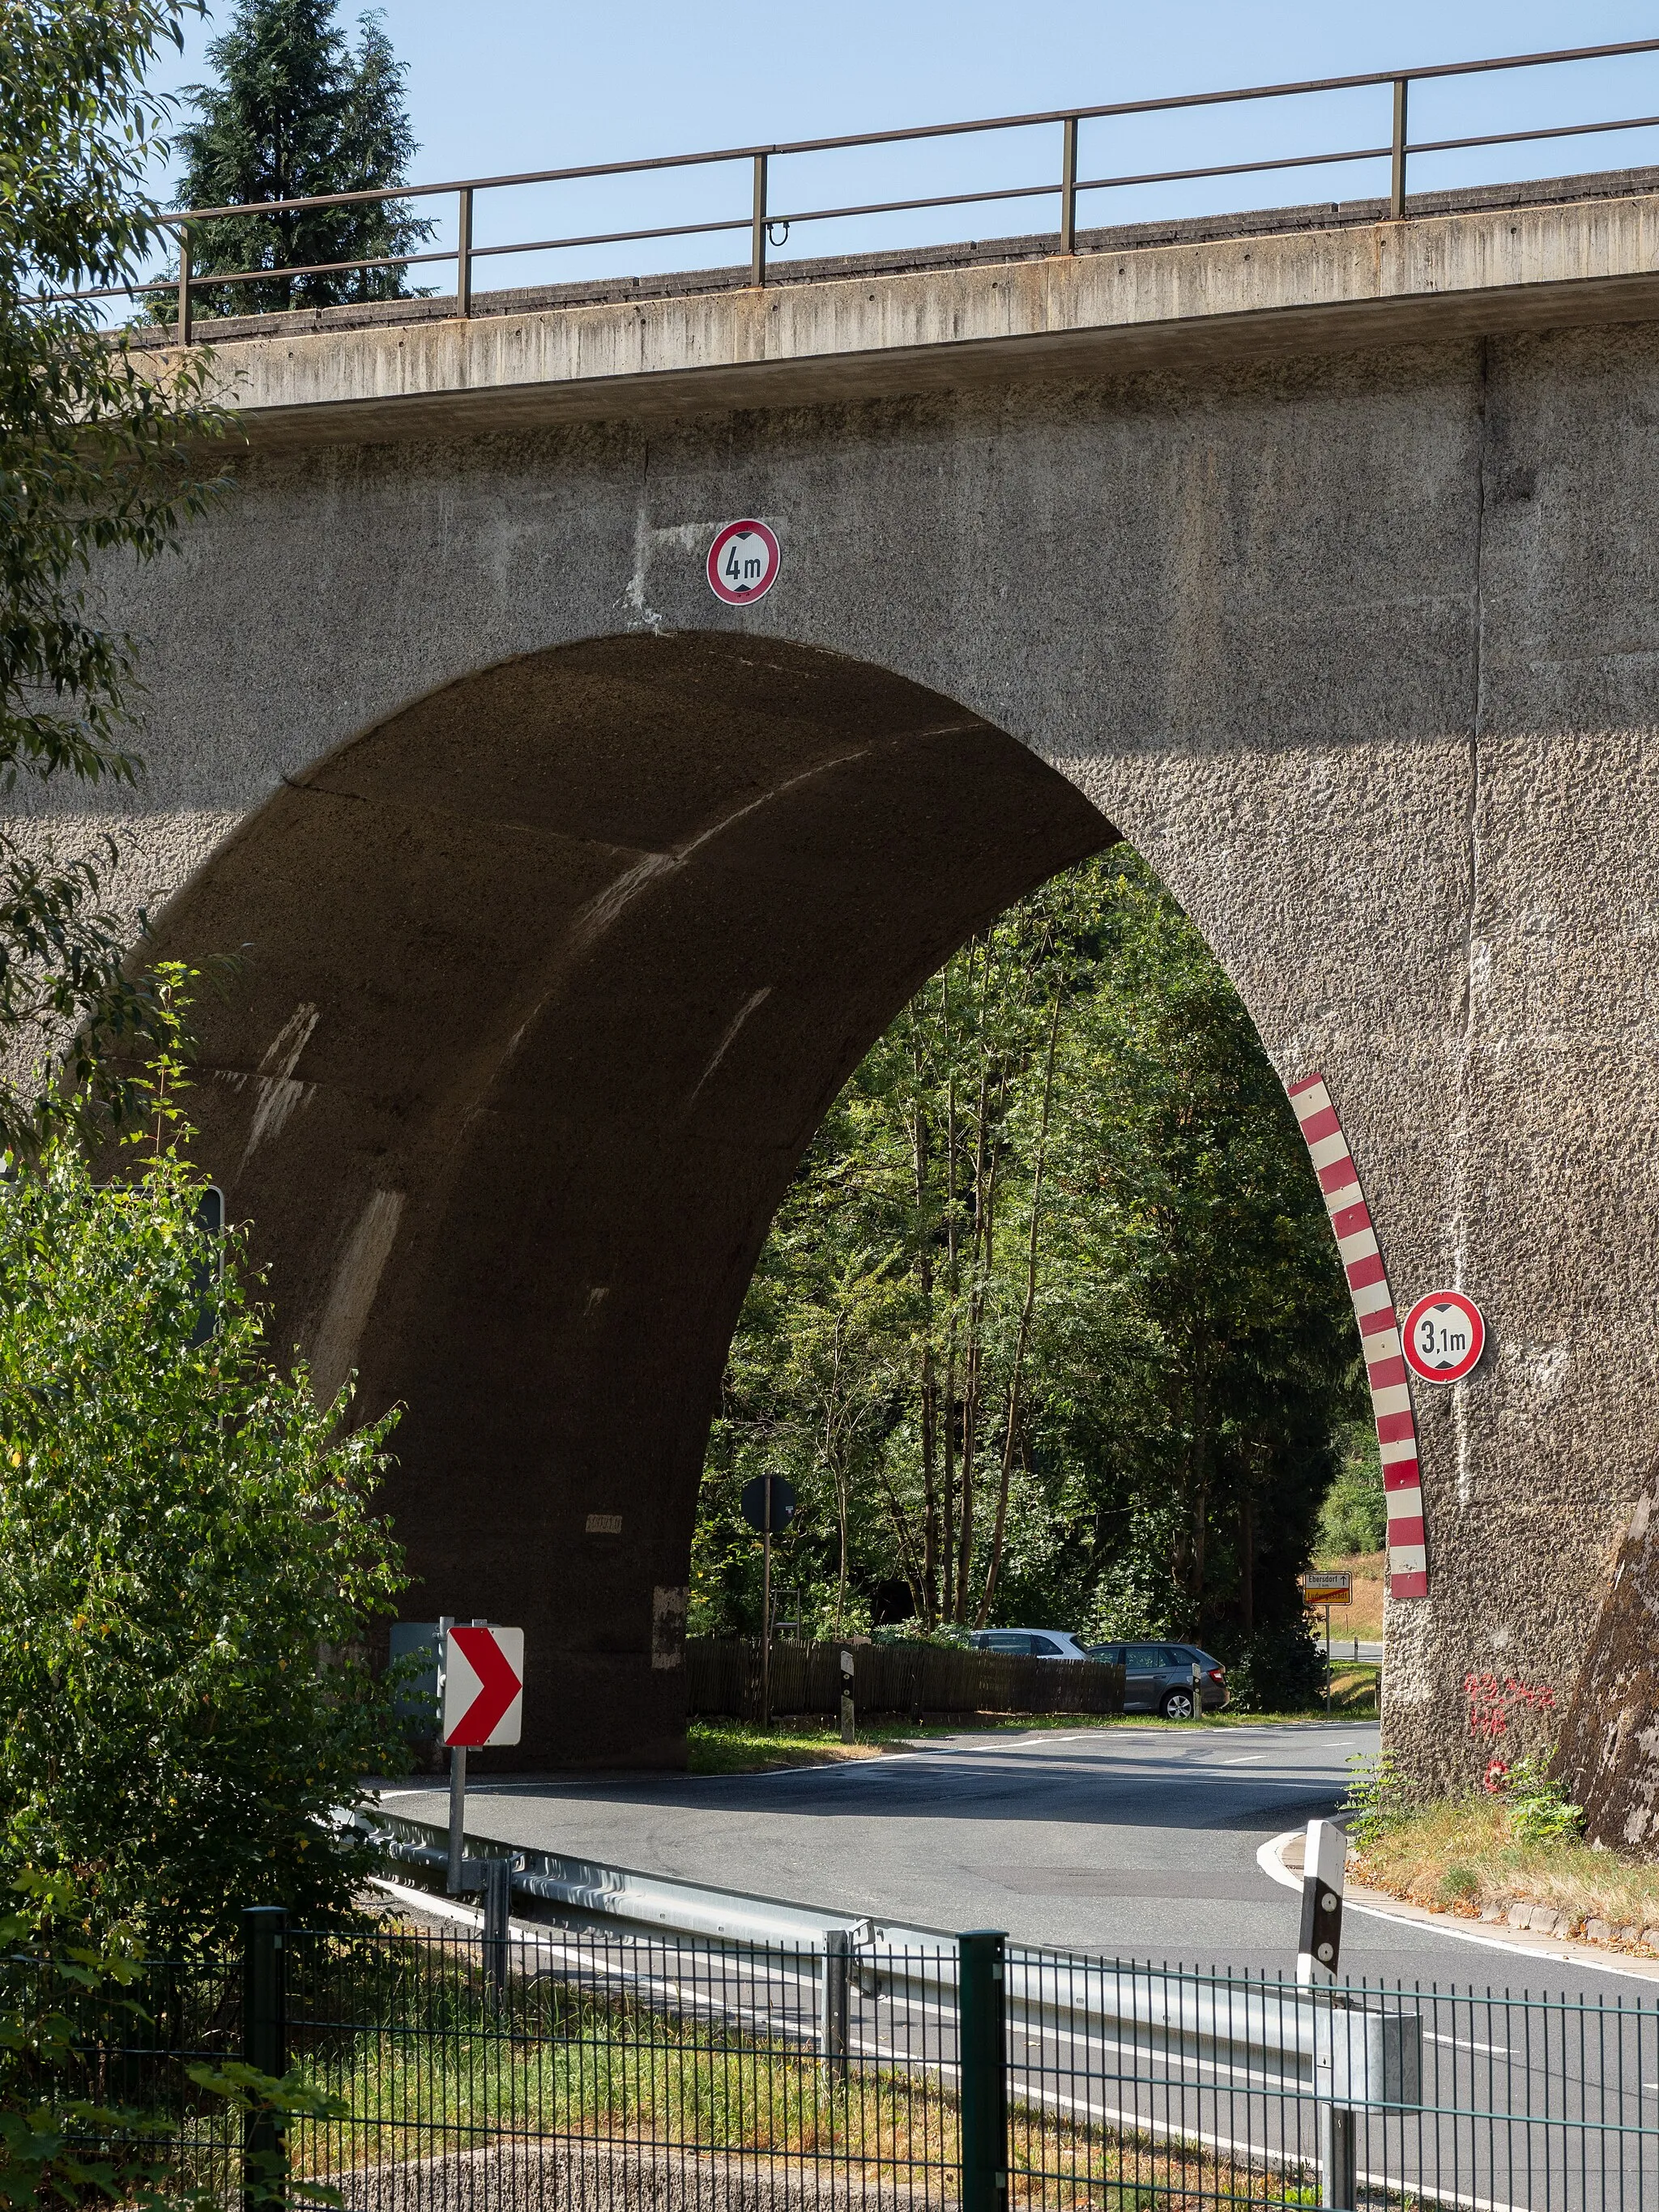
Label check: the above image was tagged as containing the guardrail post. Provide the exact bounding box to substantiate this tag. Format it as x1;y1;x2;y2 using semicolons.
1390;76;1409;219
957;1931;1008;2212
820;1925;851;2082
241;1906;288;2212
1059;117;1078;254
751;152;769;286
456;185;473;316
176;226;193;346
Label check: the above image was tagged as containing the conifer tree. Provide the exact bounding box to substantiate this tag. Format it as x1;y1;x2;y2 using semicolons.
173;0;432;318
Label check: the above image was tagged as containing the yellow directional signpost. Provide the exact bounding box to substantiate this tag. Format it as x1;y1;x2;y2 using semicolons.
1300;1571;1352;1715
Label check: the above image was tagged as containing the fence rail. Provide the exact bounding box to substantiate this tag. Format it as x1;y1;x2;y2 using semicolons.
59;38;1659;343
685;1639;1126;1721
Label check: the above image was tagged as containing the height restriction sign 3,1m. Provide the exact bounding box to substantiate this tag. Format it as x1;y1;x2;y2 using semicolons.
1401;1290;1486;1384
707;519;781;604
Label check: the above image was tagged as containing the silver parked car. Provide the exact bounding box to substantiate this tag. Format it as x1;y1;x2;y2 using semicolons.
1085;1641;1228;1718
969;1628;1096;1662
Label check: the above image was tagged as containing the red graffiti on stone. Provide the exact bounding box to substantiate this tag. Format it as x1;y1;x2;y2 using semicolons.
1465;1671;1557;1742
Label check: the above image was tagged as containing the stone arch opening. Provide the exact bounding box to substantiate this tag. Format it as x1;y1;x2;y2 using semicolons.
147;629;1115;1767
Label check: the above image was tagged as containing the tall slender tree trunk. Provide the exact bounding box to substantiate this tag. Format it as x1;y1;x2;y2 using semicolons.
979;982;1062;1626
940;968;962;1616
955;1050;995;1620
911;1062;940;1628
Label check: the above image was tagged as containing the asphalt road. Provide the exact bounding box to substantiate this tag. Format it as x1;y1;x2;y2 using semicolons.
378;1720;1405;1971
377;1721;1659;2209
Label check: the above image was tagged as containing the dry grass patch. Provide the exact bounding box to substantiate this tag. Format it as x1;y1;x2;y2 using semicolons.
1354;1792;1659;1945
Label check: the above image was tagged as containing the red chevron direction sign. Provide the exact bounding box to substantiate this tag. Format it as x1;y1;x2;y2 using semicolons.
441;1625;524;1748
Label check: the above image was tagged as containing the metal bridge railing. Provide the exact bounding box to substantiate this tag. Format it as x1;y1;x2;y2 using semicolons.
58;37;1659;345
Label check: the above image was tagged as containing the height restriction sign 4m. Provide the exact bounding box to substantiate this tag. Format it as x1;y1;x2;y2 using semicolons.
707;519;781;604
1402;1290;1486;1383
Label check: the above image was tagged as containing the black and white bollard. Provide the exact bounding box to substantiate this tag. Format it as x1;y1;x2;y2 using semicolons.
1297;1817;1346;1984
840;1647;856;1744
1299;1818;1355;2212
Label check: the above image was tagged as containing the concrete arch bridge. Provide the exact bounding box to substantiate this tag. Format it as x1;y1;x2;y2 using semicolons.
41;167;1659;1833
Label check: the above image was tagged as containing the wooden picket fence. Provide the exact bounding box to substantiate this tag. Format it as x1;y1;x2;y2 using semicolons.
684;1637;1125;1720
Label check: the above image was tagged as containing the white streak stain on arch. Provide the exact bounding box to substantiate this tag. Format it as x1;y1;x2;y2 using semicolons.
310;1188;405;1406
241;1002;321;1170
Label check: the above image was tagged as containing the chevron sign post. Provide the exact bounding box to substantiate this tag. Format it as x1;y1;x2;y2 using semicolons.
441;1622;524;1894
443;1625;524;1748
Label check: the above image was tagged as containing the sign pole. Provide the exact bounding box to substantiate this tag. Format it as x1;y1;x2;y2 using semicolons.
1324;1603;1332;1715
444;1614;489;1894
447;1744;468;1894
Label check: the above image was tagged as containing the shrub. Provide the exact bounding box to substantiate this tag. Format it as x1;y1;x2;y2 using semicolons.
1342;1750;1411;1847
1490;1754;1584;1844
0;1126;409;1947
1222;1617;1327;1713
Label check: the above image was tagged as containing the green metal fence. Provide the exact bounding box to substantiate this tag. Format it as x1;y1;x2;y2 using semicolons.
39;1903;1659;2210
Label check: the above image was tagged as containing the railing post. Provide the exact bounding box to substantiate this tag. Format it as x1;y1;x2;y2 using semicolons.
957;1931;1008;2212
1390;76;1409;219
241;1906;288;2212
1319;2097;1358;2212
456;185;473;317
1059;116;1078;254
751;151;769;286
482;1855;511;1993
176;225;193;346
819;1925;851;2083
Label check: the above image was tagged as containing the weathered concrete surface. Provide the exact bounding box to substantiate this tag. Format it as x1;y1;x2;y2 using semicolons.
154;182;1659;445
35;198;1659;1807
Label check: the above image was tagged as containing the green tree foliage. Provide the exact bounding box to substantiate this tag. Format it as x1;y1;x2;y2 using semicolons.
0;1;228;1151
171;0;433;319
0;1055;408;1946
697;851;1363;1659
0;1869;342;2211
1317;1421;1387;1554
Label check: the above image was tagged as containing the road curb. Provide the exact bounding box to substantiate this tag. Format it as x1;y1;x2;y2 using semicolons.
1257;1827;1659;1983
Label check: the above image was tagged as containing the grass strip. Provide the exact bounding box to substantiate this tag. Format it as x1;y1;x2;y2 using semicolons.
281;1933;1325;2209
688;1698;1376;1775
1354;1792;1659;1944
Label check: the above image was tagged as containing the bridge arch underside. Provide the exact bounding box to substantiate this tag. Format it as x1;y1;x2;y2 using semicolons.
156;631;1115;1768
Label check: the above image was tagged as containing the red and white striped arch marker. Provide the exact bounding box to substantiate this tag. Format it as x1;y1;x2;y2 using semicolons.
1287;1075;1428;1600
442;1625;524;1748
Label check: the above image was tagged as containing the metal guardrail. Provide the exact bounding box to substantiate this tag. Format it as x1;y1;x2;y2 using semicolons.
59;37;1659;343
352;1802;1421;2117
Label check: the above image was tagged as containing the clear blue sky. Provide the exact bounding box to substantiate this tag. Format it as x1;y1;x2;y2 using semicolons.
143;2;1659;290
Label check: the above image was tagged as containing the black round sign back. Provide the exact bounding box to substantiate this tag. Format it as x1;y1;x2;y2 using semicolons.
740;1473;797;1533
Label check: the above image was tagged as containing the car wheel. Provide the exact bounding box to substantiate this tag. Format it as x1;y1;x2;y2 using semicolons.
1160;1689;1196;1721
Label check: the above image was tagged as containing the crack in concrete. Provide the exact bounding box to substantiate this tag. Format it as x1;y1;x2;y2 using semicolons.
1452;339;1491;1513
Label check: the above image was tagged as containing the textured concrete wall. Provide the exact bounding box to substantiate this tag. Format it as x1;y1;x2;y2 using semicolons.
31;318;1659;1800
